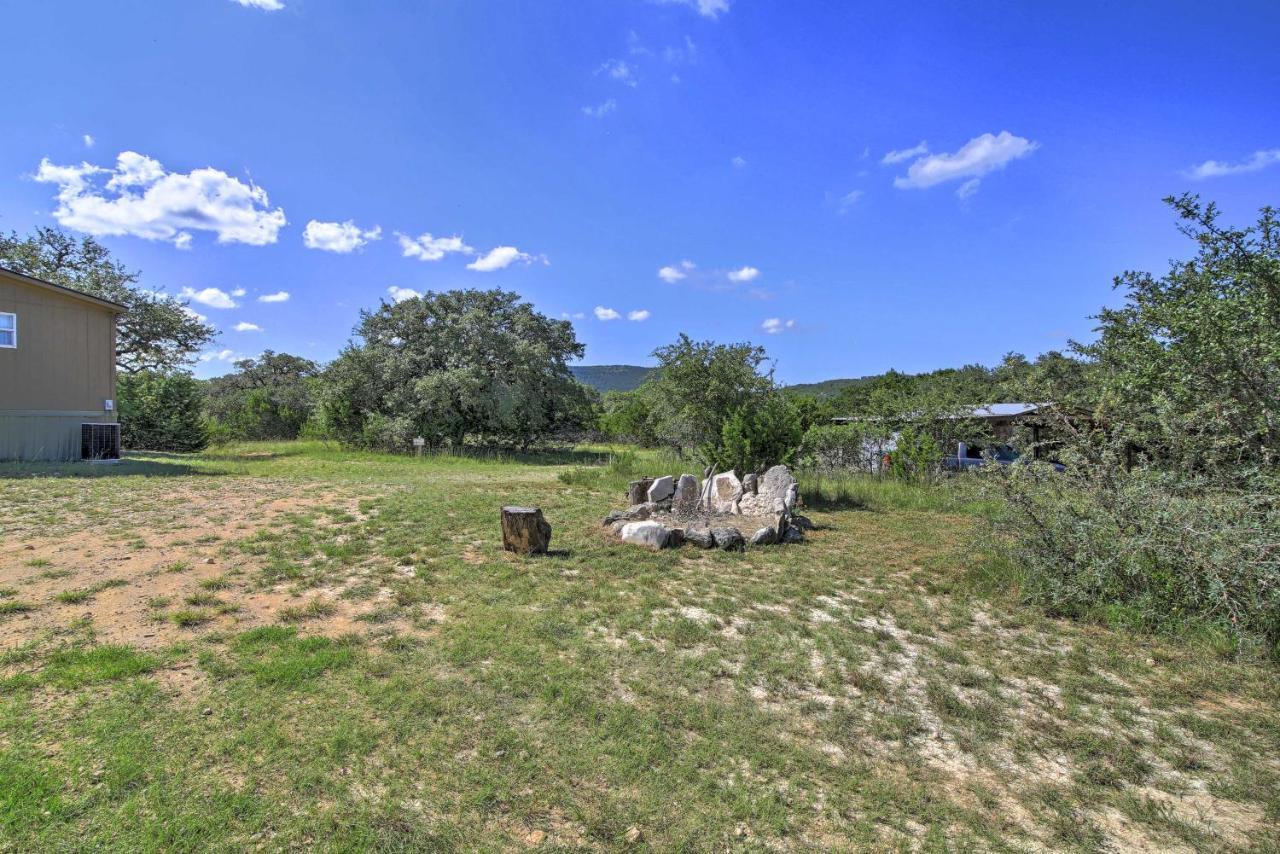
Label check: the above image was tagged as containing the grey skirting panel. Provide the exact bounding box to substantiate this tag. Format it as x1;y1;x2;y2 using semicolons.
0;413;116;461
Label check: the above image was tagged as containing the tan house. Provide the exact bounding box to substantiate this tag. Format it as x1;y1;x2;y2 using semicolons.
0;266;124;461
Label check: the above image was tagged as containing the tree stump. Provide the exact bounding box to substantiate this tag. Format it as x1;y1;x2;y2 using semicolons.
501;506;552;555
627;478;654;506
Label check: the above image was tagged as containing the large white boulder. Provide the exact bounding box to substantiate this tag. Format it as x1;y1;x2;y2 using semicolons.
709;471;743;514
647;475;675;503
619;520;671;549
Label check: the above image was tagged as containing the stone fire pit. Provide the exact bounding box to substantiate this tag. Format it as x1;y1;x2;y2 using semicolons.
602;465;811;550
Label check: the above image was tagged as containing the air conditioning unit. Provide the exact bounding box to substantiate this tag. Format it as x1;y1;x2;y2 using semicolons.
82;423;121;461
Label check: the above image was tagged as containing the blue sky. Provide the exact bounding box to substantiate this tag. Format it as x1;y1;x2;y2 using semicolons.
2;0;1278;382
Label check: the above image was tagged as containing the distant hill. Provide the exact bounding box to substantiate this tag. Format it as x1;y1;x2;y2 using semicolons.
570;365;878;397
782;376;876;398
569;364;654;393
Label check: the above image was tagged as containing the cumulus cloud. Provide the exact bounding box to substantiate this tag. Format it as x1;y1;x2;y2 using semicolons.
181;287;239;309
387;286;421;303
761;318;795;334
627;309;651;321
582;99;617;118
397;232;473;261
893;131;1038;192
231;0;284;9
231;287;246;297
199;349;239;363
658;260;695;283
303;219;381;253
654;0;730;19
258;291;289;303
956;178;981;200
594;306;621;321
82;134;95;148
181;306;207;323
881;141;928;165
466;246;542;272
731;155;747;169
33;151;286;247
234;321;261;332
598;59;639;87
727;266;760;283
1188;149;1280;179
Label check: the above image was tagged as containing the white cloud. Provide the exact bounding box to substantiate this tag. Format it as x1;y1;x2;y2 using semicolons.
181;286;239;309
82;134;95;148
658;265;686;283
33;151;286;247
731;155;747;169
627;309;651;321
387;286;421;303
467;246;542;272
727;266;760;283
893;131;1038;192
881;141;928;165
231;0;284;9
199;349;239;363
1188;149;1280;179
231;287;246;297
234;321;261;332
397;232;473;261
761;318;795;334
956;178;981;200
598;59;639;87
664;36;699;64
655;0;730;19
303;219;381;253
181;306;207;323
582;99;617;118
258;291;290;303
594;306;621;321
837;189;864;213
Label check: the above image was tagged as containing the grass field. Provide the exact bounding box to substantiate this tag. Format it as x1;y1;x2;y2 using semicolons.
1;441;1277;851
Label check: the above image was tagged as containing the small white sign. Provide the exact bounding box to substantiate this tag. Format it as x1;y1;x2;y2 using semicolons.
104;399;114;411
412;437;426;447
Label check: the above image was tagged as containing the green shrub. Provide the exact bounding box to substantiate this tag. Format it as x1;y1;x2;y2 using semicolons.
117;371;209;452
715;393;802;473
980;459;1280;656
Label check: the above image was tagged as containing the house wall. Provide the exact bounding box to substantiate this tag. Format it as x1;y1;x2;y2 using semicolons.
0;272;119;461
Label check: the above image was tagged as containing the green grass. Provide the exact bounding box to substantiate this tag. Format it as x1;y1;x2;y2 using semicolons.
0;440;1275;850
52;578;127;605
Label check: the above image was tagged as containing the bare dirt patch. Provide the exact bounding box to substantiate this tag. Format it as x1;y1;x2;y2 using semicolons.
0;479;424;652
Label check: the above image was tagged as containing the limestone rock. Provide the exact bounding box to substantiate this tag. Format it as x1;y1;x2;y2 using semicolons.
623;503;654;521
711;526;745;551
791;514;815;531
780;526;805;544
672;474;701;517
627;478;654;506
619;520;671;549
740;465;799;515
710;471;743;514
684;526;715;549
647;475;676;503
742;472;758;495
750;526;778;546
667;527;686;548
603;510;625;526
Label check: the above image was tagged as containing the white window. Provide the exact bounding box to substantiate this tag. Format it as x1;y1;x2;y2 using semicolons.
0;313;14;349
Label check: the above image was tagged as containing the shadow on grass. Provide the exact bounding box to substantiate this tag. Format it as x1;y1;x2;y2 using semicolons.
0;455;218;479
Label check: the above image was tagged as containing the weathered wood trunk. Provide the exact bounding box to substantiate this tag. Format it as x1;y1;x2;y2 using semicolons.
501;506;552;555
626;478;654;506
